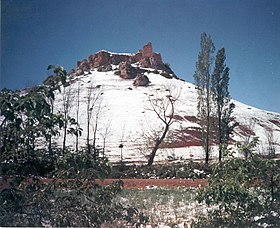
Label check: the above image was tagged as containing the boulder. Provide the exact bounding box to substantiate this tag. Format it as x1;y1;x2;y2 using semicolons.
97;63;112;72
130;51;143;63
139;58;151;68
119;62;138;79
133;74;150;87
92;51;110;68
76;68;84;76
110;54;130;65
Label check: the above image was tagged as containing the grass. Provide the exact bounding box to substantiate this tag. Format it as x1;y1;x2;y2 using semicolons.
115;188;207;226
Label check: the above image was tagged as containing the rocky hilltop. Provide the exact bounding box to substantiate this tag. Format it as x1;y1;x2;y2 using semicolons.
44;43;280;163
72;43;178;86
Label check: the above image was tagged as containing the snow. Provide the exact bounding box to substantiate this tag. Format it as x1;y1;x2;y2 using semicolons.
51;67;280;163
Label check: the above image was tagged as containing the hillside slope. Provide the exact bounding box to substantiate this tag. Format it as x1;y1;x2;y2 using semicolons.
51;71;280;163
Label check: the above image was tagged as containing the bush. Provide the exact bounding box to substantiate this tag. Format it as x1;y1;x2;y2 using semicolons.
110;161;211;179
0;149;143;227
193;154;280;227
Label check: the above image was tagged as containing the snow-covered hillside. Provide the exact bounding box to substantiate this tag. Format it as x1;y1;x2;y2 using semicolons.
52;65;280;163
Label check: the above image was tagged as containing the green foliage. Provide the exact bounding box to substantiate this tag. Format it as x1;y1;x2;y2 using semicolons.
194;33;215;164
0;87;62;165
44;65;67;91
55;147;111;180
0;67;144;226
110;161;210;179
194;33;236;163
0;175;136;227
194;144;280;227
237;136;259;159
211;48;236;161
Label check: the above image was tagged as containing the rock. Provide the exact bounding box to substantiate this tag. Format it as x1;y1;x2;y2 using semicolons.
68;68;76;78
74;42;178;79
142;42;153;58
88;54;95;68
150;53;163;69
78;59;90;72
92;51;110;68
133;74;150;87
76;61;81;68
110;54;130;65
160;71;173;79
97;63;112;72
119;62;138;79
130;51;142;63
76;68;84;76
139;58;151;68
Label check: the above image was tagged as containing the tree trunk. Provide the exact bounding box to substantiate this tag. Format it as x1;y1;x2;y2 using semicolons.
205;89;211;164
62;121;67;152
148;124;169;166
87;118;90;154
218;111;222;161
205;120;210;164
93;122;98;161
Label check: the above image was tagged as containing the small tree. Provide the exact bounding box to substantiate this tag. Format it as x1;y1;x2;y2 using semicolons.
265;128;277;159
75;79;82;152
194;140;280;227
99;120;112;158
85;83;102;159
238;119;257;159
47;65;80;153
0;87;63;168
0;72;144;227
146;86;180;166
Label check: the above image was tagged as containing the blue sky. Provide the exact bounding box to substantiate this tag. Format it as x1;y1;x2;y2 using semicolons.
1;0;280;113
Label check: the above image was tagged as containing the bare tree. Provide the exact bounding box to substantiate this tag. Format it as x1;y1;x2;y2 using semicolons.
61;82;73;152
238;118;256;159
119;124;126;163
85;84;102;157
265;128;277;158
91;97;103;160
75;79;81;152
146;85;180;166
99;120;112;158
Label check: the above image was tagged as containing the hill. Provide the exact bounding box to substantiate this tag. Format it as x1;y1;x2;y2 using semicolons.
46;43;280;163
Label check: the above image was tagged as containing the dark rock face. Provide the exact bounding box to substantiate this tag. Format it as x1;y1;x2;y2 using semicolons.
76;68;84;76
133;74;150;87
68;69;76;78
110;54;130;65
92;51;111;68
119;62;138;79
97;63;112;72
75;42;177;79
142;42;153;58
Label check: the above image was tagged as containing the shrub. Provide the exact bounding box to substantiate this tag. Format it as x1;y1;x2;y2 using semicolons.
193;154;280;227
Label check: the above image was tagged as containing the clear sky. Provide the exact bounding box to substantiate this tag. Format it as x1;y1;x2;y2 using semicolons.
1;0;280;113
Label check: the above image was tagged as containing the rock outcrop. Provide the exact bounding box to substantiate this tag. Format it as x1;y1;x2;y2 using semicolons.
75;43;176;77
119;62;137;79
133;74;150;87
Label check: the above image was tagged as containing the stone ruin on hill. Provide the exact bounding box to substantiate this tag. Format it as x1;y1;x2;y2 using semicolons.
72;43;178;86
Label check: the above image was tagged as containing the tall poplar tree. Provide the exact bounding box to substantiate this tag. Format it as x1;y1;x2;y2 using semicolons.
194;33;215;164
212;48;236;161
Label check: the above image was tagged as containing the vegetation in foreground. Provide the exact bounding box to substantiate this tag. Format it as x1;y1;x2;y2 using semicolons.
194;145;280;227
1;35;279;227
116;188;197;227
0;69;145;227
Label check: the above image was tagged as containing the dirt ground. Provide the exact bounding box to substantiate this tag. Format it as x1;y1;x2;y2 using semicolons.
96;178;208;189
0;177;208;190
